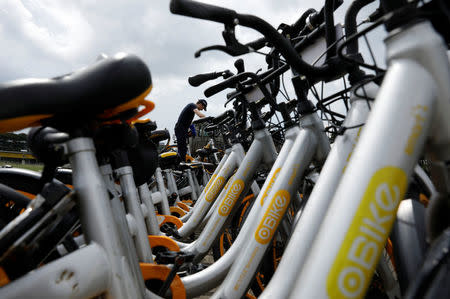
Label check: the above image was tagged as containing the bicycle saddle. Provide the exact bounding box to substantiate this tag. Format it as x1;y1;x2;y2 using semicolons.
149;129;170;144
0;53;152;133
159;152;180;169
196;148;218;158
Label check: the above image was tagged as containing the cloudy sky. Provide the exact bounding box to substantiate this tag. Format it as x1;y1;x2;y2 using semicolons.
0;0;383;134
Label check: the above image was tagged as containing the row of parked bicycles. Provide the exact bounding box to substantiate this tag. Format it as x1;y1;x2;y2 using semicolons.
0;0;449;298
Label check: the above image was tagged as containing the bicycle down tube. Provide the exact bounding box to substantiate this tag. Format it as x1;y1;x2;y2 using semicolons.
291;20;450;299
260;81;377;299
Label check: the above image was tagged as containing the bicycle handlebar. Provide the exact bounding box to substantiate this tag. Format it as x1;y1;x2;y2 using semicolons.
204;72;250;98
194;37;267;58
170;0;237;24
170;0;335;78
189;72;222;87
189;70;234;87
204;111;234;133
345;0;376;56
192;116;214;125
212;110;235;124
291;8;317;36
204;70;278;113
246;37;267;51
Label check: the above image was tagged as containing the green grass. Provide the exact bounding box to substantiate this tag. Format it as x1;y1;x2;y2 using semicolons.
0;162;43;172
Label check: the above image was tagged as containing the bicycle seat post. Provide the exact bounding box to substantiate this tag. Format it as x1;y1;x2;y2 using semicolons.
66;136;147;298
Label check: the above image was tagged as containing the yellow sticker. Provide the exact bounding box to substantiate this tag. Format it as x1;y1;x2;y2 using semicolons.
255;190;290;244
405;105;428;156
205;176;225;202
327;167;407;299
243;162;252;176
260;168;281;206
288;165;300;186
218;179;245;216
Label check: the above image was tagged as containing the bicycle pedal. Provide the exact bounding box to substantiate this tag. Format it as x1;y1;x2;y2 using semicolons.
161;223;182;239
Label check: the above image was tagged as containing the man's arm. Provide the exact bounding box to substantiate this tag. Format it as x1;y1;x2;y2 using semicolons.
194;109;205;118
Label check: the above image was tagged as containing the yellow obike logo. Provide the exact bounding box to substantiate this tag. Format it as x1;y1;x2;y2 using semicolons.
255;190;290;244
218;179;244;216
327;167;407;299
260;168;281;206
205;176;225;202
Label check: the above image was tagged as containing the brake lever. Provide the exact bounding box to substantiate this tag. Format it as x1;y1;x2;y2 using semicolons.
194;44;248;58
222;24;249;52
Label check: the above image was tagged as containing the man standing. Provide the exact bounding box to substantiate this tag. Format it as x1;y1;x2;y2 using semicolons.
175;99;207;162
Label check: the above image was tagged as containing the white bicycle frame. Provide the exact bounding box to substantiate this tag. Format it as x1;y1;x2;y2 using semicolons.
176;143;244;238
114;165;154;263
0;137;158;298
178;148;232;223
261;81;377;299
148;145;233;228
290;20;450;299
181;126;277;262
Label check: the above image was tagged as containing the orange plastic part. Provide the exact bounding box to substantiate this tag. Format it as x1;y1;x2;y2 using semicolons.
170;206;186;217
419;193;429;207
0;267;10;287
148;235;180;252
386;238;396;269
99;85;152;119
0;114;51;134
181;200;193;205
16;190;35;200
176;202;190;212
158;214;183;229
140;263;186;299
129;100;155;122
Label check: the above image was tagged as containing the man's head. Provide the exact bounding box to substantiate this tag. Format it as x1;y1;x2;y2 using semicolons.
196;99;207;111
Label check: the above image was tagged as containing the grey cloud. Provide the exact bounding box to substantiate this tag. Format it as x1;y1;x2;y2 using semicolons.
1;0;386;134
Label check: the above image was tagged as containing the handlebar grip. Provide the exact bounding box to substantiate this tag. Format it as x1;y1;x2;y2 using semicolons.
170;0;237;24
292;8;317;34
204;72;249;98
188;72;220;87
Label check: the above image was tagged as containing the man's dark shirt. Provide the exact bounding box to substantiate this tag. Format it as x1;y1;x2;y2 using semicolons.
175;103;197;129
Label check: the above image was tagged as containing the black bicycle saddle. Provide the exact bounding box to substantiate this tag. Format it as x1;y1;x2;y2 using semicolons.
0;53;152;133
